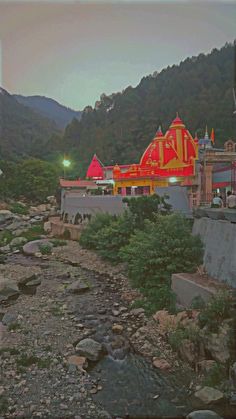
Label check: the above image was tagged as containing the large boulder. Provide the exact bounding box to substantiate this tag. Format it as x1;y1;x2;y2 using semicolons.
75;338;103;361
0;277;19;302
194;387;224;404
186;410;223;419
23;239;53;256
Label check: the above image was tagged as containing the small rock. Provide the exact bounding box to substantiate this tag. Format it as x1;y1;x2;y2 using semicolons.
152;358;171;370
76;338;103;361
112;324;124;334
1;312;18;326
194;387;224;404
67;355;88;371
112;310;120;316
0;278;19;302
130;308;145;316
186;410;223;419
67;280;89;294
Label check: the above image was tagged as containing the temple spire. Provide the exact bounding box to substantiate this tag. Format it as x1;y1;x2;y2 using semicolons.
204;125;209;139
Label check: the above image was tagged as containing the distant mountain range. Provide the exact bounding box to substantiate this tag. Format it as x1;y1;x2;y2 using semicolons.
14;94;81;129
0;87;58;159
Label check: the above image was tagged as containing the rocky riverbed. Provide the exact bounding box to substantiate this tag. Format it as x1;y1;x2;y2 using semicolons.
0;238;235;418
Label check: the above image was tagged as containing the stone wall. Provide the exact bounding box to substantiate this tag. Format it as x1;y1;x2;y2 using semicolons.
192;217;236;288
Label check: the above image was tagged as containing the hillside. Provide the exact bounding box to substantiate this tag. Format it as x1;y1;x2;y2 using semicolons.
14;94;81;129
63;43;236;171
0;88;58;159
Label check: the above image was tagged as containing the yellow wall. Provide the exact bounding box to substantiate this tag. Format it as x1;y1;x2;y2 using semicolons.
113;178;169;195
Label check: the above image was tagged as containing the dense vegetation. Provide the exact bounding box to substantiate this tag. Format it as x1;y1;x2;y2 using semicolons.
0;89;58;159
80;195;203;314
63;43;235;174
0;158;59;203
14;95;81;130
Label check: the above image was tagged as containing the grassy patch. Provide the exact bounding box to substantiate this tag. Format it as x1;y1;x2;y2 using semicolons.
21;223;44;241
50;239;67;247
49;305;64;317
0;230;13;247
38;243;52;255
10;202;29;215
168;325;200;352
0;347;20;356
16;354;51;369
198;291;232;332
0;395;8;414
7;322;21;332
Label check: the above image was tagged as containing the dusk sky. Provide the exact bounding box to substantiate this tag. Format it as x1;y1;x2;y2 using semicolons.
0;1;235;110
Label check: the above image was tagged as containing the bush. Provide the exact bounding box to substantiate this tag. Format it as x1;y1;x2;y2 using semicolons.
132;284;176;316
120;214;203;313
198;290;232;332
123;193;171;227
79;213;115;249
95;212;137;263
121;214;203;289
168;324;200;352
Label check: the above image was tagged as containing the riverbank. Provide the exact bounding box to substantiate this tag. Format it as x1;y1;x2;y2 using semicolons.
0;240;235;418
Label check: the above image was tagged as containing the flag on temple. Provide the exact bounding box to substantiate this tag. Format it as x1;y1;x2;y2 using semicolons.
210;128;215;143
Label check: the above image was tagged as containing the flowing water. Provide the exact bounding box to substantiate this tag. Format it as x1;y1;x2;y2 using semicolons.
5;253;236;418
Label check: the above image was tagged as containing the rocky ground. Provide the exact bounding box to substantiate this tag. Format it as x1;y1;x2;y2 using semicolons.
0;206;235;419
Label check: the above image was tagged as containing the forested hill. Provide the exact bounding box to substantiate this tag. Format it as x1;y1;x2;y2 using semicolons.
63;43;235;169
14;94;81;129
0;88;58;159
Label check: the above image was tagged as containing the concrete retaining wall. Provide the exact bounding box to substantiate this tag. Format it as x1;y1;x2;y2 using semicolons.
61;193;126;224
193;217;236;288
50;218;83;241
171;273;217;307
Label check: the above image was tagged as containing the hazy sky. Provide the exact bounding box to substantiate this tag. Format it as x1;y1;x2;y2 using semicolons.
0;1;235;110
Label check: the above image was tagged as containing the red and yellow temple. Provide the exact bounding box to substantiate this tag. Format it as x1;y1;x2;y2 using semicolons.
86;115;199;196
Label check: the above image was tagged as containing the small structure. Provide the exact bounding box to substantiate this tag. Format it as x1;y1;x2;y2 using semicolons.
60;179;98;195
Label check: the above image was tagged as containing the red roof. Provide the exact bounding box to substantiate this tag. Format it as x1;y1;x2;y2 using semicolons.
86;154;104;180
60;179;97;188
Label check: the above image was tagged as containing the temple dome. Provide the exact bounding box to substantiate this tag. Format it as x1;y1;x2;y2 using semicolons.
139;127;164;167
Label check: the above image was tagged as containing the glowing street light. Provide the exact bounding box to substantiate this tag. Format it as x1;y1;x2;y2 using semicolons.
169;177;177;184
63;159;71;168
62;158;71;179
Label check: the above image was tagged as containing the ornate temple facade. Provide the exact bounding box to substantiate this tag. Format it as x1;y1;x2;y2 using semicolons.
85;115;236;206
86;115;199;197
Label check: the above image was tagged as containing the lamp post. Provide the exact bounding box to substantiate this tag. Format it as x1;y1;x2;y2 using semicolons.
62;158;71;179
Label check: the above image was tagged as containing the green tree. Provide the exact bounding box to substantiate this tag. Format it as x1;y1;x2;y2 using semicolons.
16;159;58;203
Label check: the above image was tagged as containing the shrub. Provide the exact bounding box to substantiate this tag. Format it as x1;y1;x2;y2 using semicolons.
121;214;203;289
132;284;176;316
168;324;200;352
123;193;171;228
79;213;115;249
190;295;206;310
120;213;203;313
96;212;137;263
38;243;52;255
198;290;232;332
